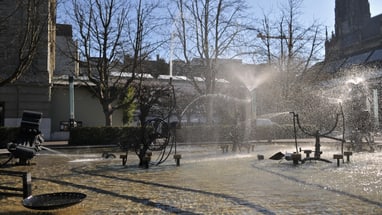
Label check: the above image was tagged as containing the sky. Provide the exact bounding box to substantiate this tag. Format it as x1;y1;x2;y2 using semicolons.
249;0;382;34
56;0;382;63
57;0;382;37
57;1;382;28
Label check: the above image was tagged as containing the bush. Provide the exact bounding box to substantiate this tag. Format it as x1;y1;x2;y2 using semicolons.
119;127;142;150
68;126;142;147
0;127;19;148
69;127;120;145
176;124;293;143
67;123;314;146
176;125;232;143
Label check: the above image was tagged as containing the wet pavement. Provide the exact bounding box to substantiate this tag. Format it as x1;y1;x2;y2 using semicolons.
1;142;382;214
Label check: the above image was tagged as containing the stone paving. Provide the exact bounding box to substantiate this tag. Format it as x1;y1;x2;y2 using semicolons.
1;142;382;214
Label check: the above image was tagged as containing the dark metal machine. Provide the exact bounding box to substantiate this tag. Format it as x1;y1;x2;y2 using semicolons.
1;110;43;166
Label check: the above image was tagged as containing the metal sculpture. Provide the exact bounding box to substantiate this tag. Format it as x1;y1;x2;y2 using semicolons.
142;78;179;166
119;78;179;167
289;111;345;164
142;118;177;165
1;111;43;166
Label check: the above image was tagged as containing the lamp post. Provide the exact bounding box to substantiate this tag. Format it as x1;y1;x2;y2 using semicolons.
69;75;76;128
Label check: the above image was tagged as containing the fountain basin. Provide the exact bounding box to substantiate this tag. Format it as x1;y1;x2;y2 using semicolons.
22;192;86;210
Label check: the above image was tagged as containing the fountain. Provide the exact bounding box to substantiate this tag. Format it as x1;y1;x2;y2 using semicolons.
1;103;382;213
344;77;376;152
2;62;382;214
316;75;377;152
289;111;344;164
118;78;180;168
2;138;382;214
0;111;88;211
1;110;44;166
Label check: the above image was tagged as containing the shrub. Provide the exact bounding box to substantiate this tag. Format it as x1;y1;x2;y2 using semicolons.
68;126;142;147
0;127;19;148
175;125;232;143
67;123;314;146
69;127;121;145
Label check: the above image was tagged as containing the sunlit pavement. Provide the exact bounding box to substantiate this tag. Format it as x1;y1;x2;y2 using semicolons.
1;141;382;214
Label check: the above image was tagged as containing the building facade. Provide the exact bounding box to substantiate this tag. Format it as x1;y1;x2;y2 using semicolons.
0;0;56;138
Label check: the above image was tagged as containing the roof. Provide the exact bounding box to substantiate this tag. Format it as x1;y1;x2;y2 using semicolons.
314;48;382;74
52;74;229;86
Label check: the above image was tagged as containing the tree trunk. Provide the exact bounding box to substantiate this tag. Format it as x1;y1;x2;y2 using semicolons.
105;113;112;126
206;96;214;124
138;147;149;168
138;126;149;168
103;103;113;126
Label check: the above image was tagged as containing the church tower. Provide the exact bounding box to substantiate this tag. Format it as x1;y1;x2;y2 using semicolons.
334;0;371;37
325;0;373;60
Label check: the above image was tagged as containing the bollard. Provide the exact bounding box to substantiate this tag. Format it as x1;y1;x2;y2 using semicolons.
291;153;301;165
174;154;182;166
23;172;32;198
303;150;312;158
343;151;352;163
257;154;264;160
333;154;343;167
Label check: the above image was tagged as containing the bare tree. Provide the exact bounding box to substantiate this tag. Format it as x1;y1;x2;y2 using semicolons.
135;82;173;126
252;0;325;109
133;81;173;167
171;0;250;123
279;0;325;97
69;0;166;126
0;0;54;86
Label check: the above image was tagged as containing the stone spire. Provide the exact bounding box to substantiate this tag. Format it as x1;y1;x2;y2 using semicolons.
335;0;371;36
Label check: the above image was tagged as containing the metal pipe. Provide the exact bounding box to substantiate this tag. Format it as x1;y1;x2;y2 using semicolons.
69;76;75;124
290;112;298;153
373;89;379;129
339;103;345;155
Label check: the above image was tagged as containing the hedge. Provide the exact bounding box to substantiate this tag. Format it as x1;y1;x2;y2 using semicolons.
1;123;317;148
0;127;20;148
67;123;317;146
68;126;142;146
